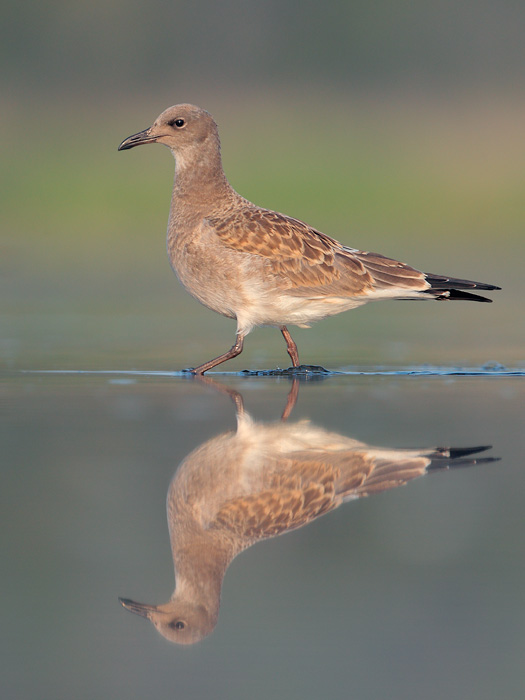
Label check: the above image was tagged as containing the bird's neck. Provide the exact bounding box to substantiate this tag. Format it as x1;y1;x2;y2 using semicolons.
170;146;239;221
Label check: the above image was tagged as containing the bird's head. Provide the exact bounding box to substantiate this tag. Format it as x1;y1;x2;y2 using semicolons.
118;103;219;167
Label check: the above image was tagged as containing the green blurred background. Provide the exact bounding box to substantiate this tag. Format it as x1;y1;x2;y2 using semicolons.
2;0;524;370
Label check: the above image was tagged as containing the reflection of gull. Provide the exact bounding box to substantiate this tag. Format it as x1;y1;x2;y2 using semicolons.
120;381;496;645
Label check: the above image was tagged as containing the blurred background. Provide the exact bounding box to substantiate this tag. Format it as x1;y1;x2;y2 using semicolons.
2;0;524;371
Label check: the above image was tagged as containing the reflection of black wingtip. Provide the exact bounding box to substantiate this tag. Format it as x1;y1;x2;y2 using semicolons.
447;445;492;459
428;445;499;471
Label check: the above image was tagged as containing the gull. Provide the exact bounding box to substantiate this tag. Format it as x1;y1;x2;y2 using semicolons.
119;380;497;644
118;104;500;373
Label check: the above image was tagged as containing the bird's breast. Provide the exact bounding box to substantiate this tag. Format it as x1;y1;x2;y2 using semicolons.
166;221;257;320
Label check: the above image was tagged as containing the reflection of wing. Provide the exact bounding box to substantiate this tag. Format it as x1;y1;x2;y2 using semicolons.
210;447;471;541
209;207;426;297
212;460;339;539
292;450;431;499
349;456;429;497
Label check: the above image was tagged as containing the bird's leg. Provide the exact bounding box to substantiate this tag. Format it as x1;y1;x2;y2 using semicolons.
190;332;245;375
280;326;299;367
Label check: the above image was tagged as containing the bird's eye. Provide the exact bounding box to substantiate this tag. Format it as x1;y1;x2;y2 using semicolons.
172;620;185;630
171;118;185;128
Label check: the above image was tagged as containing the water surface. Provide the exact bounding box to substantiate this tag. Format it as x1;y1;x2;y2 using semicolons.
3;370;524;699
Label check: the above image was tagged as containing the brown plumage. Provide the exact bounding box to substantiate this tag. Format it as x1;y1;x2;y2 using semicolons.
118;381;496;645
211;207;428;296
118;103;500;373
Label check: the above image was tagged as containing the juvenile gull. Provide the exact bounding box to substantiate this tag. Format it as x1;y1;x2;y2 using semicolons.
118;104;500;373
119;380;497;644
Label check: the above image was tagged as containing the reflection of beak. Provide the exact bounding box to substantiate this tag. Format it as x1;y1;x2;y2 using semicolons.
118;597;157;618
118;128;157;151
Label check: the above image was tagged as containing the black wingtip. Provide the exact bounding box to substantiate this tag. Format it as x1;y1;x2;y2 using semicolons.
425;289;495;302
423;273;501;302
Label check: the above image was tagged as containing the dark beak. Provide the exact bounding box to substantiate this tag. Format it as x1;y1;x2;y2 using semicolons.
118;597;157;618
118;128;157;151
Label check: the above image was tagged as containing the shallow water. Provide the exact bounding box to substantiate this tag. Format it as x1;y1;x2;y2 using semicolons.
3;369;524;700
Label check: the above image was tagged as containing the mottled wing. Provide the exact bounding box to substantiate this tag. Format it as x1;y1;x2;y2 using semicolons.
209;208;371;295
211;460;340;540
209;207;428;296
352;251;428;293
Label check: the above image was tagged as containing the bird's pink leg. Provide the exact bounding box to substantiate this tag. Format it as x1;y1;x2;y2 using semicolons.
190;332;244;374
280;326;299;367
